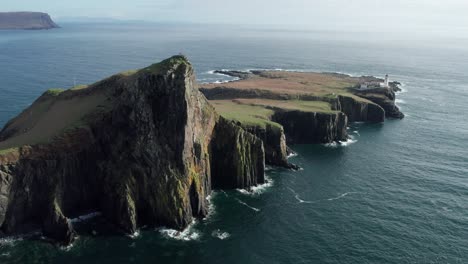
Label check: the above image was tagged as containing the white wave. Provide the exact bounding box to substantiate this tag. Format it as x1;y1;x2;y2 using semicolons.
325;136;357;148
159;220;200;241
396;82;408;94
203;192;217;221
288;187;360;204
211;229;230;240
212;78;240;84
59;241;76;251
235;198;260;212
395;99;406;104
127;230;140;239
327;192;359;201
0;236;21;247
288;187;315;204
287;152;298;158
69;212;101;223
236;175;273;196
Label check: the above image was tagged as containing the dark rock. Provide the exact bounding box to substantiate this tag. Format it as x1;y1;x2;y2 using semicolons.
354;88;404;119
272;110;348;144
210;118;265;189
242;124;288;167
337;95;385;123
0;56;265;244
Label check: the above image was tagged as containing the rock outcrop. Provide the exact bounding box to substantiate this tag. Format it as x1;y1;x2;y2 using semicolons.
0;12;59;30
353;88;404;119
210;118;265;189
272;111;348;144
242;124;289;167
0;56;264;244
337;95;385;123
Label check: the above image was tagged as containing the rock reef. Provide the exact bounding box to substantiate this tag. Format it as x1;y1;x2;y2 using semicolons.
0;12;59;30
0;56;264;244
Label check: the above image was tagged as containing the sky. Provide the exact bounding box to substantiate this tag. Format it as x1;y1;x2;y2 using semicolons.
3;0;468;33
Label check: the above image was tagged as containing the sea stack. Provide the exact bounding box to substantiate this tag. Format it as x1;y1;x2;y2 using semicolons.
0;12;59;30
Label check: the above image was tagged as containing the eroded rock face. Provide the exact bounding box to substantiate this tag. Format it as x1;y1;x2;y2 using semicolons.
0;56;265;244
210;118;265;189
242;124;288;167
272;111;348;144
354;88;404;119
338;95;385;123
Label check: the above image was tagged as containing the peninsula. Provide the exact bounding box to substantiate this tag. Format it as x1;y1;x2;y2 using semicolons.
0;12;59;30
0;56;404;245
199;70;403;166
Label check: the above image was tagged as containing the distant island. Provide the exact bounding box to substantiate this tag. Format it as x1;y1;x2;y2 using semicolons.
0;12;59;30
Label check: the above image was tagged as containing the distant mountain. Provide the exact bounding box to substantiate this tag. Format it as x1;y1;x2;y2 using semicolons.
0;12;59;30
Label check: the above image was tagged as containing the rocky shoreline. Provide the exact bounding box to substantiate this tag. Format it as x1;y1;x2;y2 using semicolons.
0;57;404;245
200;69;404;170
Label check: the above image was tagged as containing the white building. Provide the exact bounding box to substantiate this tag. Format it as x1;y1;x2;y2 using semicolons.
359;74;389;90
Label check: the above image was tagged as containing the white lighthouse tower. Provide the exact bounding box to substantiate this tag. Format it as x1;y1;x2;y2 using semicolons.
384;74;389;88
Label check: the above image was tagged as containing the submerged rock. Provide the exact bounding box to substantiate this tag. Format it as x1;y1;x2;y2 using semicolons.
0;56;265;244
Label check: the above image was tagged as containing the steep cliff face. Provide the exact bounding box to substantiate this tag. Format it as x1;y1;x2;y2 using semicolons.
337;95;385;123
353;88;404;119
0;12;59;30
242;124;288;167
0;56;265;244
210;118;265;189
272;111;348;144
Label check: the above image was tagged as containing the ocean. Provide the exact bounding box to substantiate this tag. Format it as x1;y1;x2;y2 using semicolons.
0;23;467;264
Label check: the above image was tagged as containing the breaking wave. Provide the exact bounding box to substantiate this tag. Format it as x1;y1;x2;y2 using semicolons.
203;192;217;221
159;220;200;241
235;198;260;212
236;175;273;196
211;229;230;240
325;136;357;148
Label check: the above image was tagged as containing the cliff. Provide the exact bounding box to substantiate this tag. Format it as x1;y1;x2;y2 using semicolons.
209;99;347;169
272;111;348;144
0;12;59;30
0;56;264;244
353;88;404;119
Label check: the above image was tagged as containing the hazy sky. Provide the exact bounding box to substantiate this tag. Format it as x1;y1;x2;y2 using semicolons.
4;0;468;32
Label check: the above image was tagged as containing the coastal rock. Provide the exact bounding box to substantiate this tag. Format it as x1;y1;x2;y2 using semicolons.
354;88;404;119
210;118;265;189
0;56;265;244
272;111;348;144
337;95;385;123
0;12;59;30
242;124;289;167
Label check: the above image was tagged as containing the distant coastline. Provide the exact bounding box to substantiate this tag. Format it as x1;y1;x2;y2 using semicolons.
0;12;59;30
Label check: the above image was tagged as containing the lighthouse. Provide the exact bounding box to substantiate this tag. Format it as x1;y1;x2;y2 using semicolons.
384;74;389;88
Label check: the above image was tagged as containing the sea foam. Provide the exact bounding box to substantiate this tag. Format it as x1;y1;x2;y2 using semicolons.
211;229;230;240
236;175;273;196
159;220;200;241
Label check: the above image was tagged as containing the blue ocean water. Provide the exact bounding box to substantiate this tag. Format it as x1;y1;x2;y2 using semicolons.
0;23;467;263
